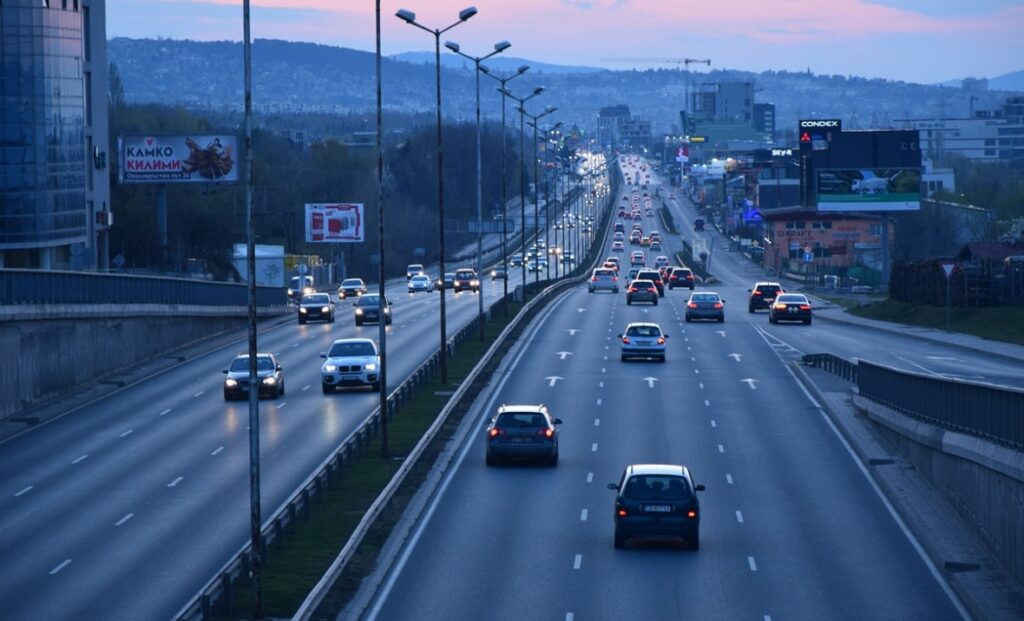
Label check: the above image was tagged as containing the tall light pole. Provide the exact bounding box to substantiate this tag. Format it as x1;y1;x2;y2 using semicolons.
445;40;510;340
375;1;390;457
241;1;263;616
480;64;529;316
528;120;561;280
523;105;557;287
500;85;544;298
396;6;477;384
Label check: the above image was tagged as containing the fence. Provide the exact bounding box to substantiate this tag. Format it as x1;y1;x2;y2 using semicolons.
0;268;287;307
803;354;1023;451
890;259;1024;308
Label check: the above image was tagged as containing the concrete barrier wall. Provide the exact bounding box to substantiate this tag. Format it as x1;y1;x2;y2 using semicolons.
0;305;284;421
854;394;1024;587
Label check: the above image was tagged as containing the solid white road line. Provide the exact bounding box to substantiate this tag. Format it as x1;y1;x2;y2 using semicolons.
14;486;33;497
726;474;734;484
72;454;88;464
211;446;224;456
573;554;582;570
736;510;744;523
115;513;134;526
49;559;71;575
748;556;758;572
120;429;133;438
167;476;183;487
580;509;588;521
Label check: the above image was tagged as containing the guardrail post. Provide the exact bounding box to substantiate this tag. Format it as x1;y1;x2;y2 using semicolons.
200;594;211;620
302;489;310;518
288;503;297;533
274;516;283;547
220;572;232;615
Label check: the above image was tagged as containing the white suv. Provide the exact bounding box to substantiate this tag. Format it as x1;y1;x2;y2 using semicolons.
320;338;380;393
588;268;620;293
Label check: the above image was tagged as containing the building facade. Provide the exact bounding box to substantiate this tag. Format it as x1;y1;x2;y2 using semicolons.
0;0;109;269
895;96;1024;167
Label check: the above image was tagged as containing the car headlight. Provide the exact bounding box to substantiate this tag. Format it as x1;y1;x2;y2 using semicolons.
384;307;391;314
355;308;364;315
299;307;308;313
471;280;479;286
321;306;330;313
364;363;377;371
263;376;277;385
225;379;238;387
287;289;294;296
324;364;337;372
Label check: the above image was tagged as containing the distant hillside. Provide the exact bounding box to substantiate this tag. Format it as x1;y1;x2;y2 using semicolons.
108;38;1022;136
390;51;604;75
991;70;1024;92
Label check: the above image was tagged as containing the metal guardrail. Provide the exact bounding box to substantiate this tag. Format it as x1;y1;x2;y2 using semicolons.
0;268;286;307
802;353;1023;451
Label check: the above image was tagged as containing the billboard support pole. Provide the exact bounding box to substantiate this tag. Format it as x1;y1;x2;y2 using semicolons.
881;211;890;291
157;185;168;269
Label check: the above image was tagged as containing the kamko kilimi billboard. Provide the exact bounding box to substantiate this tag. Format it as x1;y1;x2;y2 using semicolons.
119;135;239;184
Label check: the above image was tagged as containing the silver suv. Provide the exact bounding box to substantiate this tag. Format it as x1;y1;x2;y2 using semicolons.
589;268;620;293
320;338;380;393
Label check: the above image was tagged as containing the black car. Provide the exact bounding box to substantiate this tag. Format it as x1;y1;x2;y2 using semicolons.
485;405;562;466
453;269;480;293
668;267;695;290
608;464;705;550
635;269;665;297
748;282;784;312
769;293;813;324
337;278;368;300
490;267;507;281
354;294;392;326
298;293;335;324
223;353;284;400
436;272;455;289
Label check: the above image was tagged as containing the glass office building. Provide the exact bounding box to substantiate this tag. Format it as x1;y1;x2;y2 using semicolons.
0;0;109;269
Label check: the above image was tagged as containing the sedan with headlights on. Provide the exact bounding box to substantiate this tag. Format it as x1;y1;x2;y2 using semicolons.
223;353;284;400
407;274;434;293
297;293;335;324
354;294;392;326
337;278;368;300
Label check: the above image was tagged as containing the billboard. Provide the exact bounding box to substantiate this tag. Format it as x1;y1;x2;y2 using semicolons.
305;203;364;243
232;244;285;286
119;135;238;184
816;169;921;212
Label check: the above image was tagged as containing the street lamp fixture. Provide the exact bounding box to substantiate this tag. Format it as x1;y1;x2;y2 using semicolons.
523;105;557;287
500;85;545;298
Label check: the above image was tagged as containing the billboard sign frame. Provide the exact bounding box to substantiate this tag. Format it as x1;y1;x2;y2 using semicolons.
305;203;365;243
815;168;921;212
119;135;239;184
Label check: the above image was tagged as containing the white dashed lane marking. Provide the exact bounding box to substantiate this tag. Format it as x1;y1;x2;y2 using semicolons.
587;472;594;483
72;454;88;464
115;513;134;526
748;556;758;571
159;408;171;416
736;510;744;523
49;559;72;575
14;486;33;497
726;474;734;484
592;443;598;452
718;444;725;453
193;390;204;398
211;446;224;456
167;476;184;488
710;420;717;428
580;509;588;521
573;554;582;570
120;429;133;438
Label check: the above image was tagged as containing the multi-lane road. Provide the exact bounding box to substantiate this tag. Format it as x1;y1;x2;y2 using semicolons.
360;157;1008;620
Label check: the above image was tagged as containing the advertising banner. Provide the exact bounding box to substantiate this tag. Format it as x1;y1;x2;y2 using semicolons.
816;168;920;212
232;244;285;286
119;135;238;184
305;203;364;243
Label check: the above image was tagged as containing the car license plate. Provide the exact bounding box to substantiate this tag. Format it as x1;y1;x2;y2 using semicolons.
643;505;672;513
765;298;775;303
510;437;534;443
789;307;797;313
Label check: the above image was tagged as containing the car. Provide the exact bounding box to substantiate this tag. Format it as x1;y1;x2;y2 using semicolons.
490;267;507;281
527;261;540;273
649;240;662;252
320;338;380;392
626;279;659;305
510;253;524;267
668;267;695;290
287;275;314;303
654;255;670;269
223;353;284;400
650;232;662;243
602;260;620;274
748;282;784;312
614;223;626;234
693;218;705;232
613;231;625;242
629;231;642;245
685;291;725;322
354;293;392;325
608;464;704;549
611;241;625;252
338;278;368;300
630;252;645;267
298;293;335;324
406;263;425;280
618;209;628;218
589;268;620;293
582;225;593;233
408;274;433;293
769;293;813;324
485;404;563;466
453;269;480;292
640;236;651;247
625;267;642;287
635;269;665;297
605;256;621;269
561;251;575;265
633;214;643;222
618;322;667;361
436;272;455;289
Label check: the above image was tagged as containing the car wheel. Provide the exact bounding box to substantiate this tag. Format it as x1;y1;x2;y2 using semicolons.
614;528;626;549
659;355;666;363
547;453;559;467
653;299;658;306
804;318;812;325
685;316;692;322
718;316;725;323
355;318;363;326
659;291;665;298
280;382;285;396
387;317;393;325
748;306;755;314
321;382;333;394
486;453;496;467
621;354;628;362
690;531;700;551
298;318;306;324
588;288;593;293
613;288;619;294
769;316;777;324
223;391;232;401
627;299;632;305
372;381;381;391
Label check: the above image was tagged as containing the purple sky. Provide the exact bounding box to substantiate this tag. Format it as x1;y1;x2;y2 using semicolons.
107;0;1024;83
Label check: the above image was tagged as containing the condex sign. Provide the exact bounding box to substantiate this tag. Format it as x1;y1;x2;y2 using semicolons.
118;135;239;184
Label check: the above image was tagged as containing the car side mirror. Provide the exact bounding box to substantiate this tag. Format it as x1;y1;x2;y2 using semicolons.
222;369;228;374
276;365;282;371
747;289;752;292
553;418;563;425
663;334;669;338
606;483;619;491
320;353;327;359
695;484;706;492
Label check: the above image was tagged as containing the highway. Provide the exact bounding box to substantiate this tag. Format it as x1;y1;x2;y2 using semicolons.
365;157;973;620
0;178;598;621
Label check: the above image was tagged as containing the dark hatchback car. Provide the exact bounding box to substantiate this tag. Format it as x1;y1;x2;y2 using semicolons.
485;405;562;466
298;293;335;324
635;269;665;297
668;267;695;290
608;464;705;550
769;293;813;324
626;279;659;306
748;282;784;312
223;353;284;400
354;294;392;326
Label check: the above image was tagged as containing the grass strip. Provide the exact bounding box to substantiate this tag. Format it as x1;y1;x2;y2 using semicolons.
848;298;1024;346
216;300;526;620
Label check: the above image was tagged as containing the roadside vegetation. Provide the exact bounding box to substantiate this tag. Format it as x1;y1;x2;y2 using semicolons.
849;298;1024;346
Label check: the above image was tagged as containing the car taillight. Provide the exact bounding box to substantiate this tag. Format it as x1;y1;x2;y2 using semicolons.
774;303;786;310
647;287;656;293
800;304;811;311
687;509;697;519
612;276;618;281
628;287;637;293
657;337;665;345
489;428;504;438
622;337;630;344
686;275;694;280
687;302;697;308
538;428;554;438
617;508;628;517
713;302;723;309
753;290;763;296
592;276;598;281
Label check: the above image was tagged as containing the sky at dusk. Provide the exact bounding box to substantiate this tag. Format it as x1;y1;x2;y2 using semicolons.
106;0;1024;84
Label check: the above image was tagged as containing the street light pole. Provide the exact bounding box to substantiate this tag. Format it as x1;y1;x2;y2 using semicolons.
480;64;529;316
375;0;390;457
500;86;544;299
524;106;557;287
528;121;561;281
396;6;477;384
445;40;511;340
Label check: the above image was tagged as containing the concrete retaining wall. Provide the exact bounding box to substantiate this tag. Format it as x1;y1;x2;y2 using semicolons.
854;394;1024;587
0;305;285;421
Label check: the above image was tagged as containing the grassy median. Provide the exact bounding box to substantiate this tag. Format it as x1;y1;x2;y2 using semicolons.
848;298;1024;346
216;300;526;620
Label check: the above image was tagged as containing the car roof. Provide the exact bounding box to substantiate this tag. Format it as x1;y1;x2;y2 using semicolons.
624;321;662;329
497;404;547;414
754;281;782;287
626;464;688;477
233;353;274;360
330;338;376;346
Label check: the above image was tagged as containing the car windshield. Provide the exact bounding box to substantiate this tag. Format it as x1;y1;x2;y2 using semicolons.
623;475;691;500
302;294;329;304
357;295;381;307
412;276;429;282
692;294;719;302
594;270;613;277
328;341;376;357
496;412;547;428
626;325;661;337
456;271;474;278
408;265;423;272
758;285;782;294
230;357;274;372
778;294;808;303
638;272;660;280
341;279;363;287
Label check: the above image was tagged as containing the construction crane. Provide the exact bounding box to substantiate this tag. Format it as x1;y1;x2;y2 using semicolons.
601;58;712;118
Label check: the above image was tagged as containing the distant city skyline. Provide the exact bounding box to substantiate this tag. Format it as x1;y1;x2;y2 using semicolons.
108;0;1023;84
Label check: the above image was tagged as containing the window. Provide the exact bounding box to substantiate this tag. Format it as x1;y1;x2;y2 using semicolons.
811;221;832;230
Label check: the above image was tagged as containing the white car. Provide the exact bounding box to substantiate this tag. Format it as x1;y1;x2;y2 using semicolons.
408;274;434;293
320;338;381;393
618;322;668;362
